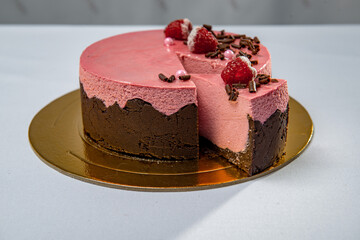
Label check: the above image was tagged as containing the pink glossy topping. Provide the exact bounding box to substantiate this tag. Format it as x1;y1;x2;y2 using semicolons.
164;37;174;46
224;49;235;60
175;69;187;79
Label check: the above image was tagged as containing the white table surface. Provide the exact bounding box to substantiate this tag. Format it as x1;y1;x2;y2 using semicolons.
1;24;360;240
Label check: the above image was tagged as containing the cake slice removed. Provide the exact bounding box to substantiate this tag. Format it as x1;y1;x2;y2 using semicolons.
191;74;289;175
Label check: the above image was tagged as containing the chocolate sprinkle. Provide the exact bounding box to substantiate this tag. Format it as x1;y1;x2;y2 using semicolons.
271;78;279;83
210;30;217;37
259;78;270;84
225;84;232;95
212;51;220;58
228;91;237;101
216;34;226;39
158;73;168;82
254;36;260;43
168;75;175;83
251;60;258;66
218;44;230;51
232;91;239;101
231;43;241;49
218;38;235;44
249;80;257;93
232;83;247;89
203;24;212;31
233;34;242;39
179;75;191;81
205;52;214;58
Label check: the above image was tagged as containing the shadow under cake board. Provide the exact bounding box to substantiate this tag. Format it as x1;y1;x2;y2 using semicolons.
29;90;313;191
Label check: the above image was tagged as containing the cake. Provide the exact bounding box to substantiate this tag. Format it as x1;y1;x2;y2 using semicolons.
80;19;289;176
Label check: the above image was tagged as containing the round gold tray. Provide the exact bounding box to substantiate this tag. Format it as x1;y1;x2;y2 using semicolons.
29;90;313;191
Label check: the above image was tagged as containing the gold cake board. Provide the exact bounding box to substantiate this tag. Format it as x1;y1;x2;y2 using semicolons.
29;90;313;191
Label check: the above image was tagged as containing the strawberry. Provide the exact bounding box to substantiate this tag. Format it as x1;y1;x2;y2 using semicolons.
164;19;192;40
221;56;257;85
187;27;218;54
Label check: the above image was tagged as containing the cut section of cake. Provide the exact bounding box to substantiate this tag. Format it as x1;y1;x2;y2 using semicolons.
191;74;288;175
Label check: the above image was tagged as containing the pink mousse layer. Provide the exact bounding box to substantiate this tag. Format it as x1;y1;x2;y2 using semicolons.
80;30;272;115
192;75;288;152
80;30;197;116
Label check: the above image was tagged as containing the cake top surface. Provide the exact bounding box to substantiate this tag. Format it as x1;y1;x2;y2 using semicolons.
80;30;195;89
80;30;270;88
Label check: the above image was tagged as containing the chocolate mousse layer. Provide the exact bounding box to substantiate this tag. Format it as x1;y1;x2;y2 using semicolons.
81;85;199;160
213;106;289;176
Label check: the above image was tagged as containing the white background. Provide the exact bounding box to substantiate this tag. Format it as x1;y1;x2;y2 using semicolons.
1;24;360;239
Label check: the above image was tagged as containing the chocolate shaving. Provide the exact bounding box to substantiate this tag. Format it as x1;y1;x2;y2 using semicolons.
258;74;269;78
216;34;227;39
168;75;175;83
158;73;168;82
229;90;239;101
271;78;279;83
254;36;260;43
249;80;257;93
218;44;230;51
232;83;247;89
225;84;232;95
210;51;220;58
203;24;212;31
205;52;214;58
252;49;259;55
231;43;241;49
251;60;258;66
233;91;239;101
229;91;235;101
237;50;246;57
240;39;251;46
233;34;244;39
210;30;217;37
259;78;270;84
247;41;255;51
218;38;235;44
257;74;271;84
220;30;225;35
179;75;191;81
244;36;253;41
236;50;252;59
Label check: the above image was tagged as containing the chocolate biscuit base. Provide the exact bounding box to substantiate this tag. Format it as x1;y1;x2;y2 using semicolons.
80;84;199;160
212;106;289;176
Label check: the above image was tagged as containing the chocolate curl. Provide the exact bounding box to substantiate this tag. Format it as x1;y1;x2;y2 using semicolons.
249;80;257;93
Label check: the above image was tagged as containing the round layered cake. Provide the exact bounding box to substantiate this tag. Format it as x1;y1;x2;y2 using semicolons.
80;24;289;176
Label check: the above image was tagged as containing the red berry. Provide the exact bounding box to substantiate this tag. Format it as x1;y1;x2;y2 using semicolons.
164;19;192;40
188;27;218;54
221;57;257;85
